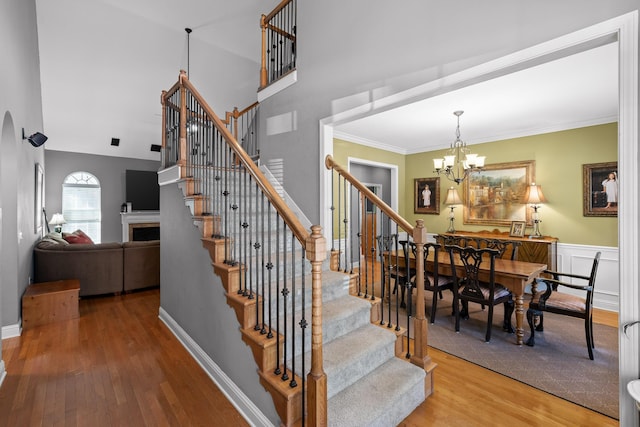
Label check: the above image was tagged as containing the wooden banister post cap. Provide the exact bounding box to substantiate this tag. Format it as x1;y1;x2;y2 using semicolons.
306;225;326;262
413;219;427;245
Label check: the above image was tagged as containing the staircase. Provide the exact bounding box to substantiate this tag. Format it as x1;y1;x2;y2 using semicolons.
172;166;426;426
160;71;433;426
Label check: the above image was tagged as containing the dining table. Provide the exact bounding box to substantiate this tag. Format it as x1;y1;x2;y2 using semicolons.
389;248;547;345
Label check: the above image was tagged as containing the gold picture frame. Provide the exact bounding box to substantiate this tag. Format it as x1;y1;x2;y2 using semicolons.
463;160;534;227
414;177;440;214
583;161;617;217
509;221;526;237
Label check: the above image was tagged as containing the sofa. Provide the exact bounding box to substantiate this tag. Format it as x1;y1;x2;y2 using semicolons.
34;236;160;297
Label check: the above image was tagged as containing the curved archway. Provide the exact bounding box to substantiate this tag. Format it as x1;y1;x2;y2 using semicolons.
1;111;19;328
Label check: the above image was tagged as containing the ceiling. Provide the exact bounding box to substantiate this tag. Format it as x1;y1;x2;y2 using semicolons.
35;0;277;161
34;1;618;161
334;42;618;154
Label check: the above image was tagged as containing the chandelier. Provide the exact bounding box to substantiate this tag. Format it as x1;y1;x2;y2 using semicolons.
433;110;485;185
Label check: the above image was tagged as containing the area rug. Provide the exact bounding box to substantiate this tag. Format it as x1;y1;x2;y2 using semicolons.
387;293;619;419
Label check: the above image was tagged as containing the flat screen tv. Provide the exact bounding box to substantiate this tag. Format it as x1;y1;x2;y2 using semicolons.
126;170;159;211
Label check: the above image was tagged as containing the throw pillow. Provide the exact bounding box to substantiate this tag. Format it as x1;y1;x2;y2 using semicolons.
63;230;94;244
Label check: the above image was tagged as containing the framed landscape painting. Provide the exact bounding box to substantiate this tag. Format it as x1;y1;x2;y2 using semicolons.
414;177;440;214
583;161;617;217
463;160;534;227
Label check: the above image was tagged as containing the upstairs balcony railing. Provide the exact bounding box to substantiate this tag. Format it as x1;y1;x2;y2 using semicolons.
222;102;260;162
260;0;296;89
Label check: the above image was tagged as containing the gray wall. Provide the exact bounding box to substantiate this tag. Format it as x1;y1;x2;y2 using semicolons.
258;0;639;225
159;184;280;425
44;150;160;243
0;0;46;334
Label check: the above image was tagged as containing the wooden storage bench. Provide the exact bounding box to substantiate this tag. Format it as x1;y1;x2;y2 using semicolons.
22;279;80;329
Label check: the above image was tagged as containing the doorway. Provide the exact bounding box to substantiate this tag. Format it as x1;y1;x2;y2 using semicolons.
320;12;638;424
360;184;381;260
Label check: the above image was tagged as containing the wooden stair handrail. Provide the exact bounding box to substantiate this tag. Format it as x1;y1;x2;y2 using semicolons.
325;155;414;235
174;71;310;246
263;0;293;23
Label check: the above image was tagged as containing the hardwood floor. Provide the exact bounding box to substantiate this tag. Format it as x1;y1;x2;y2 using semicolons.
0;289;248;427
1;287;617;426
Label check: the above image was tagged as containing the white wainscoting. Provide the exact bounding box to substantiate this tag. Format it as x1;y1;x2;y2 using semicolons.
556;243;618;313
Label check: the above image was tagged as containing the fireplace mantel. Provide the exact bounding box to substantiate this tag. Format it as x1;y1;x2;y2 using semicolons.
121;211;160;242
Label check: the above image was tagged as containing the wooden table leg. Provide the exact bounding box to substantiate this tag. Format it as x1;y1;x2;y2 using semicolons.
515;293;524;345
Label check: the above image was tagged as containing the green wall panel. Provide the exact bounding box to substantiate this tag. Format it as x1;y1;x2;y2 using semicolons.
335;123;618;247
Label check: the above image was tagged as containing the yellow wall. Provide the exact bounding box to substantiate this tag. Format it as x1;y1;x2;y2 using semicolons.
335;123;618;247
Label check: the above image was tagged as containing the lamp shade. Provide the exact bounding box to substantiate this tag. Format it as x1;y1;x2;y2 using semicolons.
444;187;462;205
525;183;547;205
48;213;66;226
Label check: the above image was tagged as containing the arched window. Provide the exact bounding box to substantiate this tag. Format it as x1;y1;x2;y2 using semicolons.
62;171;101;243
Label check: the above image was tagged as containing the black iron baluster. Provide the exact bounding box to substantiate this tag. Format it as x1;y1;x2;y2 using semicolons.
274;215;281;375
342;174;348;273
281;221;289;382
289;231;297;388
357;189;362;296
266;200;274;339
337;174;342;272
260;192;267;335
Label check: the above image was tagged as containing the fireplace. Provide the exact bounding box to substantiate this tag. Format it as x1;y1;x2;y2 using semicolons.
121;211;160;242
129;222;160;241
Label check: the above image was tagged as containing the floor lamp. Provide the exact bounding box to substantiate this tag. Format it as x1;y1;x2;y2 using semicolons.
445;187;463;233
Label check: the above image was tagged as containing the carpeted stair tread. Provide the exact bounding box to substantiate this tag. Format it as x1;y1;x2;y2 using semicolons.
288;295;372;361
328;357;426;427
322;323;397;399
321;296;372;343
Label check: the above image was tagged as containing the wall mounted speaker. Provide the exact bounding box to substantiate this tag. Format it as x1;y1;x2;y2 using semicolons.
22;128;48;147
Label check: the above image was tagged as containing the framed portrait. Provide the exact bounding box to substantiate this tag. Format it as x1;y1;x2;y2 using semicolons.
463;160;534;227
509;221;526;237
414;177;440;214
583;161;617;217
34;163;44;234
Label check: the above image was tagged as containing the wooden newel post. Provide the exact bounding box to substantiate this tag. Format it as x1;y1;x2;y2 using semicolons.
259;15;268;88
410;219;432;369
306;225;327;426
178;70;188;167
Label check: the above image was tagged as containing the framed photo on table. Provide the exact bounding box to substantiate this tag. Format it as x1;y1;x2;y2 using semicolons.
414;177;440;214
509;221;526;237
583;161;617;217
463;160;534;227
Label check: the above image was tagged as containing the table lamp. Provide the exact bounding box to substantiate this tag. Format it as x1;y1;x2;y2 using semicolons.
525;183;546;238
444;187;463;233
49;213;66;234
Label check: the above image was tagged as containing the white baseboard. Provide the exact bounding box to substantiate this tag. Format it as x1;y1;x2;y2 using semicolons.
158;307;274;427
0;360;6;387
0;360;5;391
1;322;21;339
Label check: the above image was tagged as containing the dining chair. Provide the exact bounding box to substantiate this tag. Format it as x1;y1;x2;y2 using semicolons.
446;244;515;342
411;242;454;323
526;251;601;360
473;237;521;261
435;234;474;248
376;235;414;307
